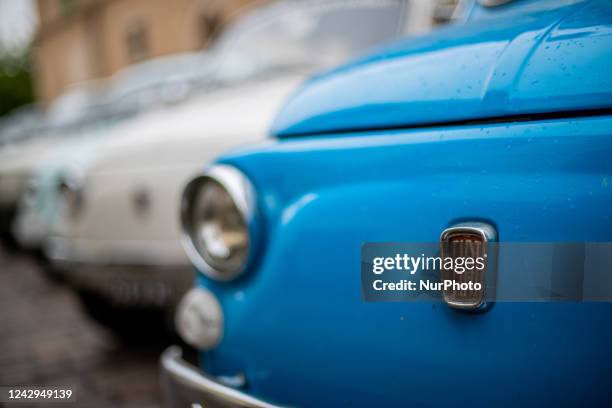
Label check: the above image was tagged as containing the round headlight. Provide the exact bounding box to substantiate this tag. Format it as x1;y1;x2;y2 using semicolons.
181;165;257;281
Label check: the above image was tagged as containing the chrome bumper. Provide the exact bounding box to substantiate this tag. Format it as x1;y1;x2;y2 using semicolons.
160;346;282;408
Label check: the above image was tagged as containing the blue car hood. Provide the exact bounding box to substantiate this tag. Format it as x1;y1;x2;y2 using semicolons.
272;0;612;137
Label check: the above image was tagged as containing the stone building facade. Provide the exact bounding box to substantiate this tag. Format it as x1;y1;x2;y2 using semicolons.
34;0;255;106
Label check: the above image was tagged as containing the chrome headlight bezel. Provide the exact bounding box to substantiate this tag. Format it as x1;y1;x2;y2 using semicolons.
180;164;259;281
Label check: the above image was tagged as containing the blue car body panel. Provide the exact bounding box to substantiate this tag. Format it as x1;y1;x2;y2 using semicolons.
205;116;612;406
271;0;612;137
193;0;612;406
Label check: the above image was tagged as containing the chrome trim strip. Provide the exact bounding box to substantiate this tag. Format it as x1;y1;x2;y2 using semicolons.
440;223;497;244
478;0;513;7
160;346;282;408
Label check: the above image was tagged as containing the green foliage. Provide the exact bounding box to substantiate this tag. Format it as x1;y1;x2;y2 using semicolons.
0;51;34;118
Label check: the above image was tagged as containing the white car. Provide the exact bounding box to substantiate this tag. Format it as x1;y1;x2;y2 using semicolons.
45;0;448;337
0;105;43;240
11;52;212;252
0;81;106;243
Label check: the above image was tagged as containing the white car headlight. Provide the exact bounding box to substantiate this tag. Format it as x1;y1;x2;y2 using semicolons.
181;165;257;281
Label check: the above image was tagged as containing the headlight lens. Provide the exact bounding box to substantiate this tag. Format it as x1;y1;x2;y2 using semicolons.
181;165;256;281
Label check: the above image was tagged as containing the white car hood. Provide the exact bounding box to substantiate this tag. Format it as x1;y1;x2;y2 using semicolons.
88;74;305;174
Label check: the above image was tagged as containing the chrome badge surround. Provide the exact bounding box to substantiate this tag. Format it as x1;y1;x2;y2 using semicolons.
440;222;498;310
478;0;513;7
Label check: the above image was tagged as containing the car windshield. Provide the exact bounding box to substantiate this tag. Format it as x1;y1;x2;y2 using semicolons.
209;0;406;83
106;52;212;116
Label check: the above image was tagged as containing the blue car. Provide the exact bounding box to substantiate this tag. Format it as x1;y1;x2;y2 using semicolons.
162;0;612;406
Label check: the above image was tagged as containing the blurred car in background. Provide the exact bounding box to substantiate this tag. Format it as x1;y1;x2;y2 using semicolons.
0;105;43;241
43;0;459;337
11;51;211;255
0;81;106;244
164;0;612;406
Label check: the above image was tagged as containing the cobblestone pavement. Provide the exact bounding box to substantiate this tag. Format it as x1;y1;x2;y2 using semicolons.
0;244;166;407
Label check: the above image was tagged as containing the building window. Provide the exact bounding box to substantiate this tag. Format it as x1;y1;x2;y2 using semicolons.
126;21;149;63
60;0;78;17
199;13;222;48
